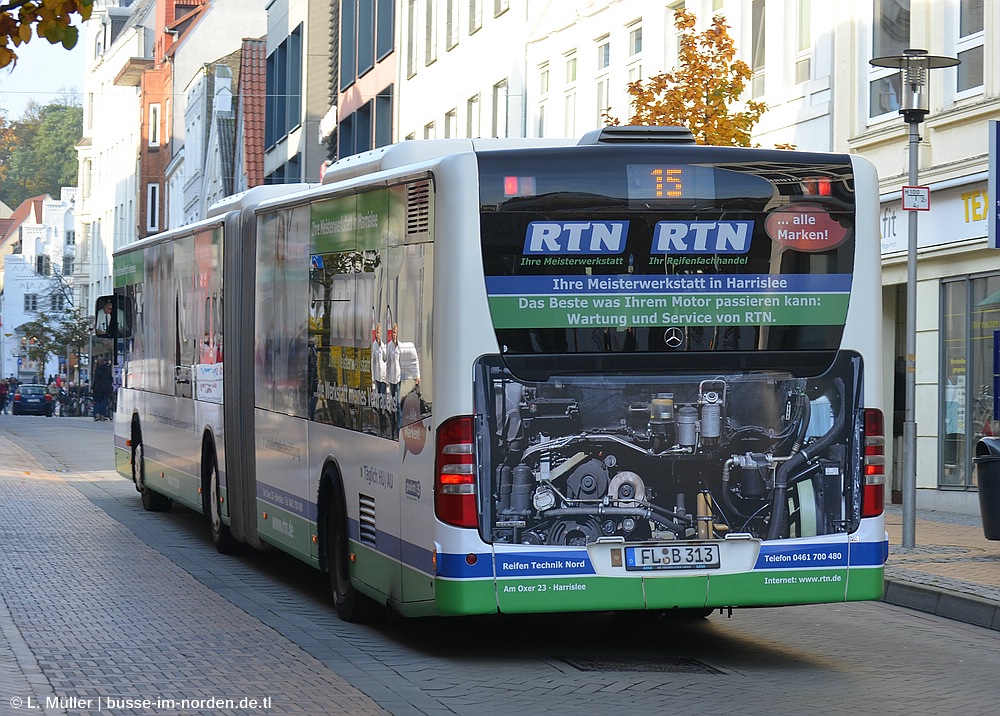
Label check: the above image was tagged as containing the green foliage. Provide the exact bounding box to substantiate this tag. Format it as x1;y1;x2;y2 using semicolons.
20;306;88;381
0;0;93;68
0;108;14;184
20;316;58;380
0;98;80;206
55;306;92;357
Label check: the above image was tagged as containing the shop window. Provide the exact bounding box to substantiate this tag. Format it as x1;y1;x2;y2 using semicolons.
868;0;909;120
940;274;1000;489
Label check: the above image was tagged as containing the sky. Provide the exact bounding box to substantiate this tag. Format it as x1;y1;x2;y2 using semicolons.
0;37;85;120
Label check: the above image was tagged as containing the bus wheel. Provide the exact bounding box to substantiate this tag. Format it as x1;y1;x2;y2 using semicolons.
326;476;364;622
130;432;143;492
134;435;172;512
206;454;236;554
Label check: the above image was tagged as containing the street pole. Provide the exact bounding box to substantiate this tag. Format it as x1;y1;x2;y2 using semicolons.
871;50;959;548
902;119;919;548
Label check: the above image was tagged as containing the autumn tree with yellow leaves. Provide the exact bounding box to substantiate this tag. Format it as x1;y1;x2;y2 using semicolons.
0;0;92;69
608;9;773;148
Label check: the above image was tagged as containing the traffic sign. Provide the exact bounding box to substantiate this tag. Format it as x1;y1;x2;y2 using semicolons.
902;185;930;211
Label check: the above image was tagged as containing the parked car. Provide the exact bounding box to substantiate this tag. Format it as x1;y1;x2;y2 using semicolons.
11;384;54;416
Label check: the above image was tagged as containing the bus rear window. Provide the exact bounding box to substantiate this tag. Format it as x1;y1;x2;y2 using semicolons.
478;148;856;354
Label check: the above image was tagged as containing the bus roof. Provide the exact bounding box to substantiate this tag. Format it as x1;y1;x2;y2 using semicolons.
321;137;578;186
207;183;316;218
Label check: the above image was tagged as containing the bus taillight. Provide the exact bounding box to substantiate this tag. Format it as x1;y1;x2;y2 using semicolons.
435;416;478;528
862;408;886;518
803;177;833;196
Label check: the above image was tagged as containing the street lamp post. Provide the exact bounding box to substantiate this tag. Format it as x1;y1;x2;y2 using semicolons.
870;49;959;548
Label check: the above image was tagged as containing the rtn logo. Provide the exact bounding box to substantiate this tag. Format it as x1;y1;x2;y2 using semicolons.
523;221;629;254
652;221;754;254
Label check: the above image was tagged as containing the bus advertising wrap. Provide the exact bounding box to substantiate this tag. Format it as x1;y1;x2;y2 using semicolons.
486;273;852;329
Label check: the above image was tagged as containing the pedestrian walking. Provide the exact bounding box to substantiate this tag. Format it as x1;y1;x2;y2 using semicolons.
92;358;114;421
0;378;8;415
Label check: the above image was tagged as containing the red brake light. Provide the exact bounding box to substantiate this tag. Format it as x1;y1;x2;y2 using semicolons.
862;408;885;518
435;416;479;528
803;177;833;196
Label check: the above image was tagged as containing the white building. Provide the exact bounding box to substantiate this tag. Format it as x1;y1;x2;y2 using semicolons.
387;0;998;515
264;0;335;183
163;0;269;226
0;189;78;382
173;56;239;225
75;0;154;314
393;0;529;142
75;0;997;514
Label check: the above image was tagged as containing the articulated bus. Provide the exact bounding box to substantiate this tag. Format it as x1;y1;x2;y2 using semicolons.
103;126;887;621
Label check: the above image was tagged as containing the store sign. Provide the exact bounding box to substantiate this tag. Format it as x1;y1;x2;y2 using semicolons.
880;182;990;254
989;120;999;249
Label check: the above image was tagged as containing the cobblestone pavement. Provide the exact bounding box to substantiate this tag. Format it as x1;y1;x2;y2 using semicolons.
2;428;1000;716
882;505;1000;629
0;437;389;716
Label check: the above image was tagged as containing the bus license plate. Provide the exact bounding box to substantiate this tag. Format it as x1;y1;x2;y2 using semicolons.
625;544;721;571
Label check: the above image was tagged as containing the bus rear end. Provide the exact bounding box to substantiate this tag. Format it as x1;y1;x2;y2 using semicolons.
434;131;885;615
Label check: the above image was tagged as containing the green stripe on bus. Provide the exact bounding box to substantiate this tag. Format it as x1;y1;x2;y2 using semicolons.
433;567;884;616
113;251;144;288
642;574;713;609
494;577;648;613
256;501;314;560
434;578;499;615
487;293;851;329
115;447;132;479
143;458;201;510
706;569;850;605
846;566;886;601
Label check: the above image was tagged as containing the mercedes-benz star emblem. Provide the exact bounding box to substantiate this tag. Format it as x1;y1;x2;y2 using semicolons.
664;327;685;349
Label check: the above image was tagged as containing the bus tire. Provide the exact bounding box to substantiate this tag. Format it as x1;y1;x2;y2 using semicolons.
324;471;364;622
134;429;172;512
204;450;236;554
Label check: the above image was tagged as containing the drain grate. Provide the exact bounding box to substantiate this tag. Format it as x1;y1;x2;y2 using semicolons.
556;655;724;674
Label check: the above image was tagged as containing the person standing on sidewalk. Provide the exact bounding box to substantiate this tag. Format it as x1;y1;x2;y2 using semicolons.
92;358;114;421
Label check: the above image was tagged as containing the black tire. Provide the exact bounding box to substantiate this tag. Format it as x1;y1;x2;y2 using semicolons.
206;453;236;554
133;433;172;512
325;472;365;622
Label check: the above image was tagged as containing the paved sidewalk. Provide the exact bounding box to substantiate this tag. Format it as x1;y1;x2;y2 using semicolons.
0;434;389;716
882;504;1000;630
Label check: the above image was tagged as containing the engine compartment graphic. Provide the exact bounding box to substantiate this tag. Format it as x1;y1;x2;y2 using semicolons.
477;354;862;547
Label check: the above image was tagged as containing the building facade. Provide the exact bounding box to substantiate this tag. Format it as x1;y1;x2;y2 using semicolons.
850;0;995;514
159;0;268;226
72;0;997;513
0;190;78;382
76;0;153;313
387;0;998;514
264;0;336;183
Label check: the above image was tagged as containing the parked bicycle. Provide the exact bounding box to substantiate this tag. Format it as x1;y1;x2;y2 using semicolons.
57;389;93;418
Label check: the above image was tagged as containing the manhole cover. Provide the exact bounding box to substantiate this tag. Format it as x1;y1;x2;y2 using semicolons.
556;655;724;674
